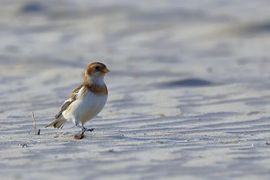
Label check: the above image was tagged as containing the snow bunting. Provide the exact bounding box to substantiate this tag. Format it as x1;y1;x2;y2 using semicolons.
46;62;109;133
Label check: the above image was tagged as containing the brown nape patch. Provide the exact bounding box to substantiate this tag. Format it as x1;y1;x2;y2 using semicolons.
84;84;108;95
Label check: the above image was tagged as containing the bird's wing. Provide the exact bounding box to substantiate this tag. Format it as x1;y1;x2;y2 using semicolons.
55;84;83;118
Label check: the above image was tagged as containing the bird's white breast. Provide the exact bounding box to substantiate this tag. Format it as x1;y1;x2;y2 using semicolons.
63;90;107;125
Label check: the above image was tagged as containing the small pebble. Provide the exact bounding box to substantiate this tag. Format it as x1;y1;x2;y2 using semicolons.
19;143;28;148
108;149;114;153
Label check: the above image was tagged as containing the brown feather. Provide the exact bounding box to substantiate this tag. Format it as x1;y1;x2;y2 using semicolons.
55;84;83;118
45;115;66;128
84;83;108;95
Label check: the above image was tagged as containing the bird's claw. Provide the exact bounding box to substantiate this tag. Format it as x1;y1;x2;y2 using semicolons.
86;128;95;132
82;127;95;132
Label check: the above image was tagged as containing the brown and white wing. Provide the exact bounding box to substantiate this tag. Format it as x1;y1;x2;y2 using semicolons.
55;84;83;118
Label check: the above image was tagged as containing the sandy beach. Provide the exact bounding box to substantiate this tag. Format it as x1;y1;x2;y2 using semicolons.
1;0;270;179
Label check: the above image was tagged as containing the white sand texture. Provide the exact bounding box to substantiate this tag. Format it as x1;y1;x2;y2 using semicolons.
1;0;270;179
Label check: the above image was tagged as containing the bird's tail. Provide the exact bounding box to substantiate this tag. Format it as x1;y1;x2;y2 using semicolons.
45;115;67;129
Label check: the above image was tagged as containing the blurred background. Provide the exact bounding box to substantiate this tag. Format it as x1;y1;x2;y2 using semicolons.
1;0;270;179
1;0;270;80
1;0;270;116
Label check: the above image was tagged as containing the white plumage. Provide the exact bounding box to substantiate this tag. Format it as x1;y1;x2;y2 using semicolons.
62;88;107;126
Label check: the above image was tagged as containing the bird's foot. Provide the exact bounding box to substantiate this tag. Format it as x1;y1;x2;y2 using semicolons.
74;126;94;140
86;128;95;132
82;127;95;132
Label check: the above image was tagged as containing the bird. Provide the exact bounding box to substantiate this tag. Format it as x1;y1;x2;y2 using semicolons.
46;62;109;134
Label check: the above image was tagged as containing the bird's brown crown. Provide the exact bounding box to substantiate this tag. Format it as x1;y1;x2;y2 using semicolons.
86;62;109;76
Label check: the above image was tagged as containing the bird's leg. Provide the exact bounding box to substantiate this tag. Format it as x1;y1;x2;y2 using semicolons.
74;123;86;140
74;123;86;134
74;119;94;139
75;124;83;131
75;123;94;132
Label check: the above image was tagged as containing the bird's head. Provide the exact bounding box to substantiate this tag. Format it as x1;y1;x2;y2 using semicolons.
84;62;109;85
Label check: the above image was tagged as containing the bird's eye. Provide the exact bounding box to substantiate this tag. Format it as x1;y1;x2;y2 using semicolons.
95;66;100;71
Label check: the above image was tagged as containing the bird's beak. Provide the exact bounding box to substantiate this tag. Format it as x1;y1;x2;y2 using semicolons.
103;67;110;74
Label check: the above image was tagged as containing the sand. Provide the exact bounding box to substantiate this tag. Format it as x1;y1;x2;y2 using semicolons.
1;0;270;179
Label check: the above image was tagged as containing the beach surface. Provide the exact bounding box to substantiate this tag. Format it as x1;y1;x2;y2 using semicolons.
1;0;270;179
